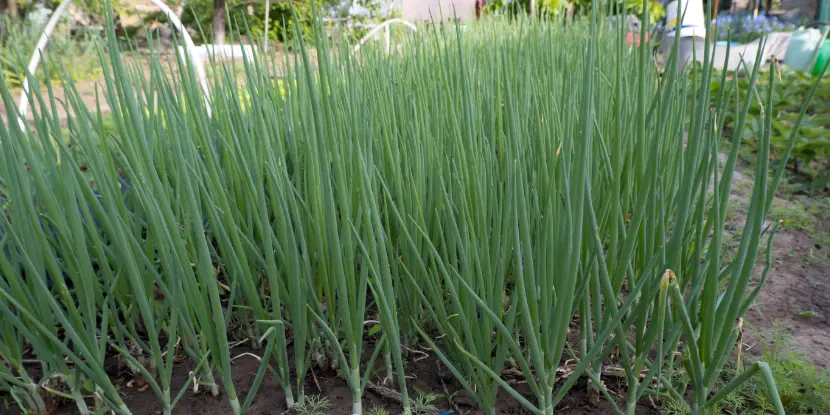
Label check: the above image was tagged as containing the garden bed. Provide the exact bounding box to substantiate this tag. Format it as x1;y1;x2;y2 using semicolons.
2;10;828;415
6;342;660;415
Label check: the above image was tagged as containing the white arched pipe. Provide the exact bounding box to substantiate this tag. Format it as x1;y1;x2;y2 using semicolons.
16;0;74;130
264;0;270;52
353;18;417;53
16;0;211;130
148;0;212;116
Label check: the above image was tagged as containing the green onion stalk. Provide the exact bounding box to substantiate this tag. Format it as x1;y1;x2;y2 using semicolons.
1;1;826;414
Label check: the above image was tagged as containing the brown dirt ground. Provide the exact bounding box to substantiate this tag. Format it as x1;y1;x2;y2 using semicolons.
5;342;655;415
0;77;105;125
117;353;652;415
743;227;830;364
724;167;830;368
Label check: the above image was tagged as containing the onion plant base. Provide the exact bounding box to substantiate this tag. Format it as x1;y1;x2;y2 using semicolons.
2;352;659;415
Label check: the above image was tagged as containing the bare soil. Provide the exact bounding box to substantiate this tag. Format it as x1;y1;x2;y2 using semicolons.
0;78;105;125
725;168;830;368
5;343;656;415
741;219;830;365
113;352;652;415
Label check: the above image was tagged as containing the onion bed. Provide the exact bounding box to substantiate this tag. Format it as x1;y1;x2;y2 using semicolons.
0;4;825;415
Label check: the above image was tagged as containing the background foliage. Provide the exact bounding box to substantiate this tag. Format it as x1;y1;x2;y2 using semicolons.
0;13;102;88
174;0;318;42
13;0;128;20
712;68;830;190
713;13;800;43
168;0;389;44
483;0;665;25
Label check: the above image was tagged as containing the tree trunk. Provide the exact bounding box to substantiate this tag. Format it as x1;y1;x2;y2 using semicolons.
213;0;226;44
566;0;574;24
7;0;19;16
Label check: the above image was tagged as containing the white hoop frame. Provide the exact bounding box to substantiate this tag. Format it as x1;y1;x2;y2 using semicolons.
17;5;418;129
16;0;211;129
353;18;417;53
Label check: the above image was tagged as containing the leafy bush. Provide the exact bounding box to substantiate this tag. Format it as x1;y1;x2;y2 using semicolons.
252;2;315;42
714;13;799;43
711;68;830;190
173;0;398;45
484;0;665;25
623;0;665;25
0;13;102;88
17;0;129;21
177;0;339;43
326;0;399;42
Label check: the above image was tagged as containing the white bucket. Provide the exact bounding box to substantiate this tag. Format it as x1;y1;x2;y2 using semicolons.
665;0;706;39
783;29;823;72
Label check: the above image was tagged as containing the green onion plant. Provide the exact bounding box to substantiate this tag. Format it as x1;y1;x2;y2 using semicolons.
0;2;825;415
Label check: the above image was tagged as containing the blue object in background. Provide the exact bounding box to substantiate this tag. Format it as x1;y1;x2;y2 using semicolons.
715;40;742;46
713;13;799;43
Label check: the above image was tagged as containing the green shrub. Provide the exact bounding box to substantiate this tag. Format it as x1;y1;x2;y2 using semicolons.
484;0;665;25
237;1;314;43
176;0;320;43
0;13;102;88
711;68;830;190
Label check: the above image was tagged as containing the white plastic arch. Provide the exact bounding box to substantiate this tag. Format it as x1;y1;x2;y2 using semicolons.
17;2;418;129
16;0;211;129
353;18;417;54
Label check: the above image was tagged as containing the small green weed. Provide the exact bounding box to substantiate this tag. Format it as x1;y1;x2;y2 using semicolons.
367;407;392;415
754;330;830;415
769;199;812;232
411;391;440;415
766;195;830;262
800;248;830;265
793;310;825;319
293;395;331;415
660;397;721;415
663;327;830;414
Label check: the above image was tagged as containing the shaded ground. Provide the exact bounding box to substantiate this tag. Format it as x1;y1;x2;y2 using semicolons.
8;345;654;415
110;353;651;415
